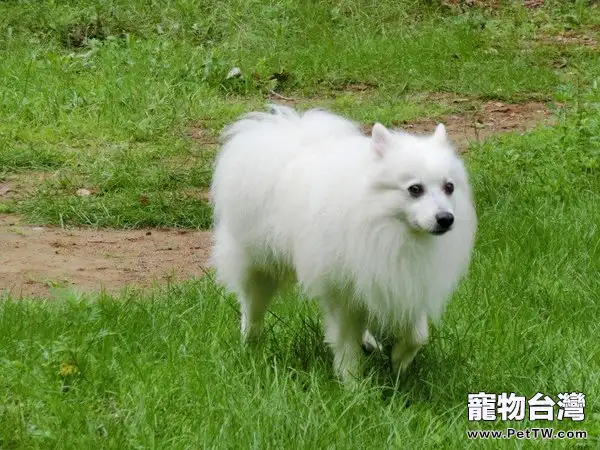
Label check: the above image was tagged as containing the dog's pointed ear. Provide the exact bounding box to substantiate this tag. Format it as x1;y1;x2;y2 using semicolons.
433;123;447;141
371;123;394;158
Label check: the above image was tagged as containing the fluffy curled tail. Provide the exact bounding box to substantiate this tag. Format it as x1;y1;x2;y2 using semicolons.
221;104;300;142
220;103;362;146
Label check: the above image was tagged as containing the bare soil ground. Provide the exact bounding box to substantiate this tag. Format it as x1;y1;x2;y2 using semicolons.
0;100;552;297
0;215;212;298
367;100;553;152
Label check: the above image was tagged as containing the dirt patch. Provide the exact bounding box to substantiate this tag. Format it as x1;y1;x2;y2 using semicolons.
523;0;544;8
62;20;106;48
0;215;212;298
441;0;502;9
541;32;598;48
0;172;52;200
363;101;553;152
187;125;218;145
183;188;211;203
331;82;377;93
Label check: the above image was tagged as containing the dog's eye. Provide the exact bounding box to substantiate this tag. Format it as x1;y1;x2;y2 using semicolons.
443;182;454;195
408;184;424;197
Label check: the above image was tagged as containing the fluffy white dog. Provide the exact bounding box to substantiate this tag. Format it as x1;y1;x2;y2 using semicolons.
211;105;476;384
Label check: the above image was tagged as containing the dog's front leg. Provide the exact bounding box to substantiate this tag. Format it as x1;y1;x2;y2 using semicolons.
391;314;429;375
322;300;366;385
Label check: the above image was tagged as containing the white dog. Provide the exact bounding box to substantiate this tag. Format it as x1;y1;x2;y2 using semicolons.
211;105;476;384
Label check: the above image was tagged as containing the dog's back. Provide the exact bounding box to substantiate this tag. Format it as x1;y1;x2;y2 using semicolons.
211;105;361;230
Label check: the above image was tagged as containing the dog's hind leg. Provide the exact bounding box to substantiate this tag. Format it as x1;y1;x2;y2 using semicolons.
391;314;429;375
213;229;278;342
238;268;279;342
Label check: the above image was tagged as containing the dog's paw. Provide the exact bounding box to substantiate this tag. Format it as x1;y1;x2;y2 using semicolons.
390;342;420;375
240;323;265;346
333;349;365;387
361;329;383;353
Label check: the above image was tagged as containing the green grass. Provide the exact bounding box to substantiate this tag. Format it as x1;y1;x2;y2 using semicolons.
1;0;600;447
19;140;215;228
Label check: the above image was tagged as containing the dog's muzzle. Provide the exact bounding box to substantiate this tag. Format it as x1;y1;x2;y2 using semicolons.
431;212;454;235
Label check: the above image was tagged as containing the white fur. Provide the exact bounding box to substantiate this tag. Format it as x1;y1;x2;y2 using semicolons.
211;105;477;384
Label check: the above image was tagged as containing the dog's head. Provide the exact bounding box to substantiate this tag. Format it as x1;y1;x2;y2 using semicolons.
368;122;470;236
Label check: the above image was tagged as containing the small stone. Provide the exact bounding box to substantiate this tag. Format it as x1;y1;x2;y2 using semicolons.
76;188;91;197
226;67;242;79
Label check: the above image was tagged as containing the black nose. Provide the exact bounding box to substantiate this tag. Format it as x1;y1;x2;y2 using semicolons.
435;212;454;229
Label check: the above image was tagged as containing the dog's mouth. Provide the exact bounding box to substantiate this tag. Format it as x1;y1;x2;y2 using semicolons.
430;227;452;236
